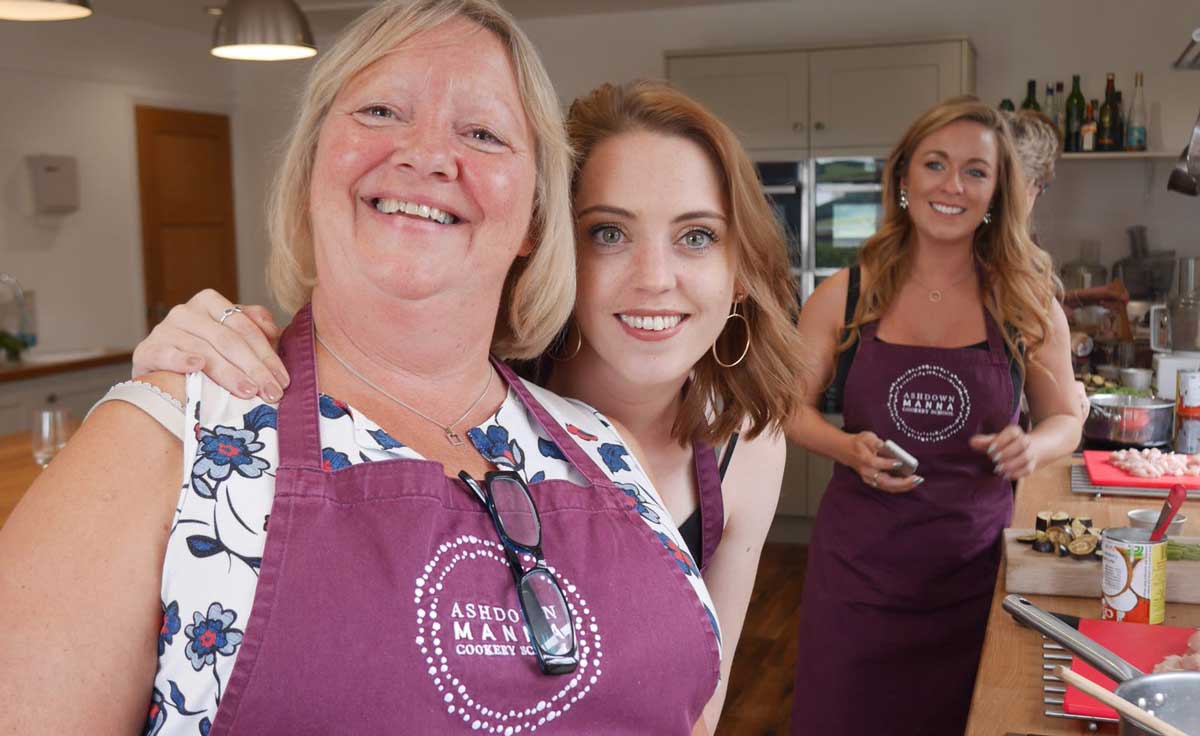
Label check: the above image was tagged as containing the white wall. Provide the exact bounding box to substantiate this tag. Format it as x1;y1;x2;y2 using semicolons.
0;14;234;353
515;0;1200;274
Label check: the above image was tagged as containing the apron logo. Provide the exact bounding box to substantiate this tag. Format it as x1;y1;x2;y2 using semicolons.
887;364;971;443
414;535;602;733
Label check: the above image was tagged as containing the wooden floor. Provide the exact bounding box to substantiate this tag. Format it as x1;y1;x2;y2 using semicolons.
714;543;807;736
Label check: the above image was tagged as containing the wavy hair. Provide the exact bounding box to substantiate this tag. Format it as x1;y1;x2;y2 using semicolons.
564;80;808;444
846;96;1061;381
266;0;574;359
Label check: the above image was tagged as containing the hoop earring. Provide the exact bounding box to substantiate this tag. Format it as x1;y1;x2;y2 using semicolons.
549;323;582;361
899;188;909;210
982;208;993;225
712;303;751;368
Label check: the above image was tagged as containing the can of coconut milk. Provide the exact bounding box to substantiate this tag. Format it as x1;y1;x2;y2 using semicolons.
1101;527;1166;625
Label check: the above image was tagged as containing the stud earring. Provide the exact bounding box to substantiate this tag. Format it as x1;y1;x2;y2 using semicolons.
982;208;992;225
899;188;909;210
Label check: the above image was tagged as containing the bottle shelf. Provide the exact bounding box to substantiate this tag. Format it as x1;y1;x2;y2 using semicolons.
1060;151;1176;160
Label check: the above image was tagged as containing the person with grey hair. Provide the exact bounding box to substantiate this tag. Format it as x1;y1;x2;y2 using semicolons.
0;2;721;734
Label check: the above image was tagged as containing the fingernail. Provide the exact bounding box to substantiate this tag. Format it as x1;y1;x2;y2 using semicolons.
994;463;1005;475
264;384;282;402
912;476;924;486
987;443;998;455
274;370;290;388
892;460;903;470
238;381;257;398
989;452;1000;463
185;358;203;371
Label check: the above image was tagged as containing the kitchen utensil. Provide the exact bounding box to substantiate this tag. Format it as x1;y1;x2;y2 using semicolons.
1168;145;1200;196
1003;595;1200;736
1058;666;1191;736
1150;267;1200;354
1061;241;1109;291
1150;485;1189;542
1128;509;1188;537
1067;281;1134;341
1002;530;1200;603
1121;368;1154;391
1098;364;1123;380
1083;451;1200;489
1085;395;1176;447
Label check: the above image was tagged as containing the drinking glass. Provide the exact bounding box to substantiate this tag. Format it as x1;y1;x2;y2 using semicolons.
31;406;70;468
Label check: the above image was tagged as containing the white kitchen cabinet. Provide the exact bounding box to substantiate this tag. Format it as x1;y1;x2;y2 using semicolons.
666;38;975;153
666;51;808;151
0;362;130;436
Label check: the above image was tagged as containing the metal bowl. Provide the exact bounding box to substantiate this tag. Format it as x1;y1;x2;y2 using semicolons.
1085;394;1176;447
1128;508;1188;536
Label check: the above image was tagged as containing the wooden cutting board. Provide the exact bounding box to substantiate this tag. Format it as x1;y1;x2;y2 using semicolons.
1063;618;1197;719
1002;529;1200;604
1083;450;1200;489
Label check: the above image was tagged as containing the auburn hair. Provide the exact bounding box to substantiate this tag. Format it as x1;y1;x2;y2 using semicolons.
563;80;808;444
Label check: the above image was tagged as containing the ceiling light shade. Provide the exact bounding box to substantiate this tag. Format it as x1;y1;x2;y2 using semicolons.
211;0;317;61
0;0;92;21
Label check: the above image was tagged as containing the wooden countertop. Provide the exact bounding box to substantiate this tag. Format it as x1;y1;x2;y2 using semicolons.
965;458;1199;736
0;349;132;383
0;431;46;527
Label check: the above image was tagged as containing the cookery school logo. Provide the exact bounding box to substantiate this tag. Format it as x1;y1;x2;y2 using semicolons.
414;534;603;733
887;364;970;443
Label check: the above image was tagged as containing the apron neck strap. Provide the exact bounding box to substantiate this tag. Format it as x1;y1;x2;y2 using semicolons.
277;303;322;470
492;359;613;488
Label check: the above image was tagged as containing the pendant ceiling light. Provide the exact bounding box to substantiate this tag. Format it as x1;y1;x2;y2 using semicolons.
0;0;91;21
211;0;317;61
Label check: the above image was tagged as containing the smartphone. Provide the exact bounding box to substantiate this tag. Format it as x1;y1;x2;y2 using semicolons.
880;440;919;478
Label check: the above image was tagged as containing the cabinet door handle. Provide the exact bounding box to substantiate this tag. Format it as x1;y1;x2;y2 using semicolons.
792;121;806;133
814;121;826;131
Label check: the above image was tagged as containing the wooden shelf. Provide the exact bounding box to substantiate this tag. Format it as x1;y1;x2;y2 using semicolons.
1060;151;1176;160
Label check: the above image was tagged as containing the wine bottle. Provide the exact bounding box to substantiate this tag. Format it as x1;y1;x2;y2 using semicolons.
1125;71;1148;150
1064;75;1086;152
1081;100;1097;152
1097;73;1116;151
999;98;1016;112
1114;90;1125;154
1054;81;1066;145
1021;79;1041;111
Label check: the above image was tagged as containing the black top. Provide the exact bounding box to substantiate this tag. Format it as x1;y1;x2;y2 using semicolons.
677;433;738;566
822;266;1022;415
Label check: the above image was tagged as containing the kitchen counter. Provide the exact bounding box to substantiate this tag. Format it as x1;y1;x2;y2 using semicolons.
0;430;46;527
0;349;132;383
965;457;1200;735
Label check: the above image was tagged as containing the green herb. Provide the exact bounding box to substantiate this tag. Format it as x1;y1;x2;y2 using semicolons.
1167;540;1200;561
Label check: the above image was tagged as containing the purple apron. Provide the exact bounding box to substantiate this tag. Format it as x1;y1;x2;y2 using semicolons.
691;439;725;573
791;314;1017;735
209;306;720;735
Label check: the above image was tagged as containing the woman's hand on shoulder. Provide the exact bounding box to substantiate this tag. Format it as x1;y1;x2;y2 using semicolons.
133;289;289;402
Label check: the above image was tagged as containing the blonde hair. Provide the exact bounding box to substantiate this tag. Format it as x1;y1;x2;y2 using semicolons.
565;80;807;444
848;96;1061;381
266;0;575;359
1003;109;1061;187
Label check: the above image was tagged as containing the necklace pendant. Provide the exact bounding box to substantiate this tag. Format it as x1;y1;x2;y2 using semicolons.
446;429;464;447
928;290;943;303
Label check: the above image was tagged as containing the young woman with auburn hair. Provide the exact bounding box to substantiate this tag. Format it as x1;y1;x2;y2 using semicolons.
787;96;1081;735
128;79;807;731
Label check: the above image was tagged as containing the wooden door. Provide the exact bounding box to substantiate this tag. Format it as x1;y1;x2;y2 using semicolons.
135;106;238;328
667;51;809;152
808;41;968;150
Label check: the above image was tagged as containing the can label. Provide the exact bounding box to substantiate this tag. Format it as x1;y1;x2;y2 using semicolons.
1101;528;1166;624
1178;370;1200;417
1177;416;1200;454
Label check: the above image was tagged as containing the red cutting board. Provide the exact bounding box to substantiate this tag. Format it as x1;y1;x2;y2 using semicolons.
1063;619;1196;719
1082;450;1200;489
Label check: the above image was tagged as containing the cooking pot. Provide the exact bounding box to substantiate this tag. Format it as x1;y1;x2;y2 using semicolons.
1003;595;1200;736
1086;394;1176;447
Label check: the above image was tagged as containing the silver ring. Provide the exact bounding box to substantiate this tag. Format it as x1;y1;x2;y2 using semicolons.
218;305;244;326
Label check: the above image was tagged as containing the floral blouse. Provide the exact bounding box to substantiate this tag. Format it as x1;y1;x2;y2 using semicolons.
136;372;720;736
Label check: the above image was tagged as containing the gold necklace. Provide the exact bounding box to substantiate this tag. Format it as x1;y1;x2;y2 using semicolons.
315;331;494;446
909;267;976;303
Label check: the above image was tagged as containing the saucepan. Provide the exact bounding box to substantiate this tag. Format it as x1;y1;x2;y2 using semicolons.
1003;595;1200;736
1085;394;1176;447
